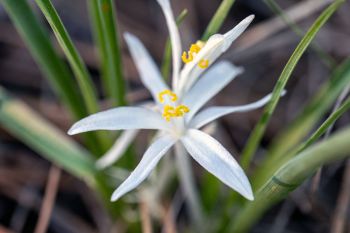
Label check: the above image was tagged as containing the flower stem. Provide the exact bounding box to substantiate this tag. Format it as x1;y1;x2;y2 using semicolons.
174;143;203;228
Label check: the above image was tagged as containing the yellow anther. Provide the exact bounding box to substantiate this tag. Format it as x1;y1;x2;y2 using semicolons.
182;41;206;64
198;59;209;69
161;104;190;121
189;44;201;54
196;40;205;49
175;105;190;115
158;90;178;103
182;51;193;63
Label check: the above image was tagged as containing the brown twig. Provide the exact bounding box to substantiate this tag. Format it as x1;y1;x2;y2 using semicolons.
34;165;61;233
140;199;153;233
330;160;350;233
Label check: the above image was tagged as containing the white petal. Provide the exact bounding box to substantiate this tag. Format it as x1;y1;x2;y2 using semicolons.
178;15;254;93
190;92;280;129
157;0;182;89
111;135;177;201
181;129;254;200
222;15;255;51
124;33;169;103
96;130;139;169
68;107;169;135
182;61;243;122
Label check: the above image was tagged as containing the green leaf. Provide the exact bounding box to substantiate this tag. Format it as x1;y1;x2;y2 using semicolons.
240;0;345;169
263;0;336;68
253;57;350;189
0;0;85;120
0;87;96;183
230;126;350;233
294;96;350;154
1;0;109;155
34;0;99;115
202;0;237;40
89;0;126;106
34;0;114;151
0;86;121;216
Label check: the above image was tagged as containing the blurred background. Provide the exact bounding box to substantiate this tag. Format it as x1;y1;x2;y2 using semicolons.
0;0;349;232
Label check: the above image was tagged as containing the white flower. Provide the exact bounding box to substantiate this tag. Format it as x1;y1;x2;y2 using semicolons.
68;0;278;202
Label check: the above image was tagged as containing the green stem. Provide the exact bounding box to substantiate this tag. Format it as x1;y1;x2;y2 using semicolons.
174;143;204;230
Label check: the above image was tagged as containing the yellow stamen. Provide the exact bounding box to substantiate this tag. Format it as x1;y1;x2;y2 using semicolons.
175;105;190;116
182;51;193;63
198;59;209;69
182;41;206;64
189;44;201;54
158;90;178;103
161;104;190;121
196;40;205;49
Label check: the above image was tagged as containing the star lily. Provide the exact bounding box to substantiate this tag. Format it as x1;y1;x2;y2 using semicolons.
68;0;278;202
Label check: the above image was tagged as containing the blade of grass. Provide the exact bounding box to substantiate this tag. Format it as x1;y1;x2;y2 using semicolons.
202;0;237;40
161;9;188;81
88;0;110;99
253;57;350;189
229;126;350;233
34;0;99;114
89;0;126;106
0;0;84;120
240;0;345;170
263;0;336;68
0;87;94;184
294;97;350;154
0;0;107;155
34;0;113;150
0;86;120;216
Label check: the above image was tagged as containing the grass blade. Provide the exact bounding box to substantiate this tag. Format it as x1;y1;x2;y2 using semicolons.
89;0;126;106
34;0;100;114
0;87;95;183
202;0;237;40
253;58;350;189
0;87;120;215
240;0;345;169
0;0;85;120
35;0;115;151
263;0;336;68
230;126;350;233
294;97;350;154
1;0;110;154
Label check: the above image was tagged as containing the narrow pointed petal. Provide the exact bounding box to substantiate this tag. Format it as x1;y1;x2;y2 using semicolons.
178;15;254;93
124;33;169;103
68;107;169;135
96;130;139;169
157;0;182;88
111;135;177;201
181;129;254;200
182;61;243;122
222;15;255;51
190;92;283;129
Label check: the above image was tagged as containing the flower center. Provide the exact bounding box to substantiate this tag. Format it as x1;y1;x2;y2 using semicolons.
157;90;190;122
181;41;209;69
